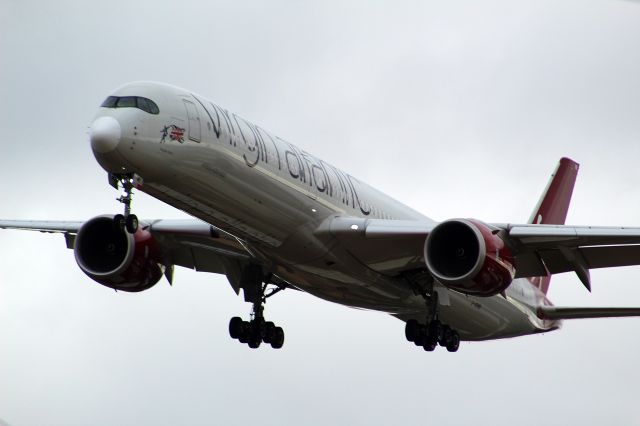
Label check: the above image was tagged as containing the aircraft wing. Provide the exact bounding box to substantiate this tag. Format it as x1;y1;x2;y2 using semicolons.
0;220;84;233
537;306;640;320
0;218;253;293
318;217;640;289
315;216;437;275
498;223;640;289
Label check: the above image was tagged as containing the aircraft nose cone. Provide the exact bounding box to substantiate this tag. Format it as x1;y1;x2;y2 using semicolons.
90;116;121;154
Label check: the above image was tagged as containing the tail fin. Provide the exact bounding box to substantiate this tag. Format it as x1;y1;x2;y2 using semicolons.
528;157;580;294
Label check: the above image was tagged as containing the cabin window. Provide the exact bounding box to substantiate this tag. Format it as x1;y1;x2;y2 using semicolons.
101;96;160;115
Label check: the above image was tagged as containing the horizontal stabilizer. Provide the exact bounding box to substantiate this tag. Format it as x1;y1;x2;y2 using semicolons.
538;306;640;320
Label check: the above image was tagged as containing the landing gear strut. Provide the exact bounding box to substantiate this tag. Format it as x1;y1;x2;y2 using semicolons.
404;278;461;353
110;173;141;234
228;266;286;349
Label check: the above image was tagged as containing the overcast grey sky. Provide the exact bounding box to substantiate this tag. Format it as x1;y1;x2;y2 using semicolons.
2;1;640;425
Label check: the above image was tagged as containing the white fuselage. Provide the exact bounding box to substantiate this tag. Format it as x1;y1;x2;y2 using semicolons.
90;82;559;341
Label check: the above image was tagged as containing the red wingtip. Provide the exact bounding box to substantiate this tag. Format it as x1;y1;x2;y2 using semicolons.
528;158;580;225
527;158;580;295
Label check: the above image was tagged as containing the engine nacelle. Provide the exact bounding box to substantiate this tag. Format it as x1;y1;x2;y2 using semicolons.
424;219;515;297
74;215;163;292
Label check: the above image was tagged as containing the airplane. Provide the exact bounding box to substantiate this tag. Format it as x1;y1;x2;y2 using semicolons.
3;81;640;353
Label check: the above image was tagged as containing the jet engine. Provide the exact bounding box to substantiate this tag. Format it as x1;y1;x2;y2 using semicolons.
424;219;515;296
74;215;163;292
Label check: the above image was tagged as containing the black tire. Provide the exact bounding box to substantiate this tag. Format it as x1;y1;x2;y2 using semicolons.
113;214;125;231
238;321;250;343
125;214;138;234
423;337;437;352
440;327;452;347
270;327;284;349
405;319;420;342
229;317;243;339
446;332;460;352
413;325;425;346
264;321;276;344
248;338;261;349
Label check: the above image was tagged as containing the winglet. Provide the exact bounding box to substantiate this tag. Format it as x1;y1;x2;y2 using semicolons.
527;158;580;295
528;158;579;225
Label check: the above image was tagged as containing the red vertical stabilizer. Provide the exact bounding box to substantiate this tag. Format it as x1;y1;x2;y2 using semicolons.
528;158;580;294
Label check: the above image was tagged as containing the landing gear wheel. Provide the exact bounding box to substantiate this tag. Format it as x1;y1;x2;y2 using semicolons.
270;327;284;349
423;337;438;352
229;317;243;339
429;320;444;343
113;214;125;231
229;265;288;349
238;321;250;343
125;214;138;234
405;319;420;342
440;326;453;347
446;332;460;352
264;321;276;344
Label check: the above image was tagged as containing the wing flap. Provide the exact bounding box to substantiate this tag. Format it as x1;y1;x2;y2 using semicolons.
535;245;640;275
507;224;640;247
147;219;251;275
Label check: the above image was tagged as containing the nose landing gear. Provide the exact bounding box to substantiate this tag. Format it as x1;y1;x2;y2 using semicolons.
110;173;142;234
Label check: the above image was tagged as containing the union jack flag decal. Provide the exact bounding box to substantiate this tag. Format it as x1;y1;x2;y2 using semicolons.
160;125;185;143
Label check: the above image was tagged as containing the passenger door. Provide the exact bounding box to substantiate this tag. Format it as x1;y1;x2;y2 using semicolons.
183;100;201;142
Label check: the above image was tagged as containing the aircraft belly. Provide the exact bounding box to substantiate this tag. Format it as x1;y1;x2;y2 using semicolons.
273;264;424;313
271;260;544;341
438;292;545;341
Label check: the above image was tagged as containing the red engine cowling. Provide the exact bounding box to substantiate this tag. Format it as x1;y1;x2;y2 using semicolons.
424;219;515;297
74;215;163;292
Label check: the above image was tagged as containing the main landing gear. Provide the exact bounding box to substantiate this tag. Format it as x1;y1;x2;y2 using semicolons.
229;266;286;349
229;306;285;349
110;173;141;234
404;284;461;353
405;317;460;353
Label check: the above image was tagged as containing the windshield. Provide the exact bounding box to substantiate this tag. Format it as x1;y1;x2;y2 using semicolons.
101;96;159;115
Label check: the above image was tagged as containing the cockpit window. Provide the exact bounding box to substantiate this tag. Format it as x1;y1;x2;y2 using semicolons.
101;96;118;108
116;96;137;108
100;96;159;115
136;97;150;112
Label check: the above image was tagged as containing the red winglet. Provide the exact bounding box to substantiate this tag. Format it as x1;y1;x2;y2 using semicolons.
527;158;579;294
528;157;579;225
